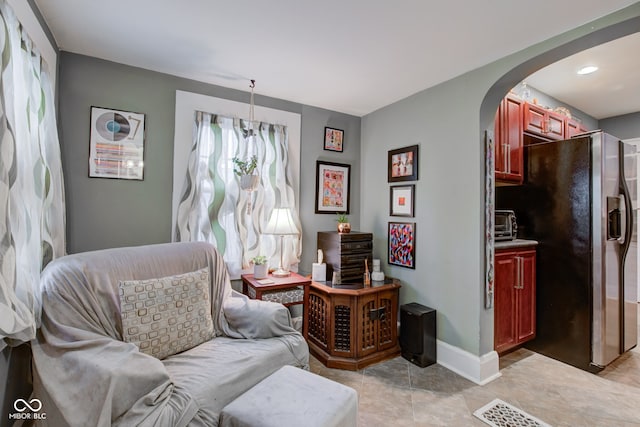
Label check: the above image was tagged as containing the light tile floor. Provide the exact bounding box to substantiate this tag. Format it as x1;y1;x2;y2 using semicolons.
310;304;640;426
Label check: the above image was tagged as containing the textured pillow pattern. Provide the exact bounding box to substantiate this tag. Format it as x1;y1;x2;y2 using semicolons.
118;268;214;359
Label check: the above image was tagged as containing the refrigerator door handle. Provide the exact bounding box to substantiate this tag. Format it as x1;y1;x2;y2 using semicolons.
607;196;622;241
619;142;634;255
618;195;627;245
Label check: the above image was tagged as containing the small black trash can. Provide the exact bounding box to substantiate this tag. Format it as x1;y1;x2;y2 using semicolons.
400;303;436;367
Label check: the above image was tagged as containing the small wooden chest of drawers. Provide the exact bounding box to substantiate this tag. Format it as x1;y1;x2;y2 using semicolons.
317;231;373;283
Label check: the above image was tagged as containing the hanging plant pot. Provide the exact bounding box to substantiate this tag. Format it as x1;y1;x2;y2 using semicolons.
240;174;260;191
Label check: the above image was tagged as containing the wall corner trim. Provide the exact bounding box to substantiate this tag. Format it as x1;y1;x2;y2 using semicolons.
436;340;501;385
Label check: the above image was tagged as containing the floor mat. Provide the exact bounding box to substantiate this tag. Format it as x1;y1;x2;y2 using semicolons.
473;399;552;427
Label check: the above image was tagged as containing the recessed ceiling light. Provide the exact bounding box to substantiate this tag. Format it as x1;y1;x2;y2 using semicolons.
577;66;598;75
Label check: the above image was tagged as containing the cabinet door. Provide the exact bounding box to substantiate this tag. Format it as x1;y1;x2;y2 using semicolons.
523;103;546;136
495;96;523;184
356;293;379;358
566;119;588;138
516;250;536;343
503;96;524;181
494;106;505;175
308;290;332;352
494;252;518;353
523;103;564;140
546;111;564;140
376;288;398;352
331;295;356;358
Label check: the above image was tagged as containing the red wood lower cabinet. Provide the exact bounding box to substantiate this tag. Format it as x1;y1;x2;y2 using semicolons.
494;247;536;354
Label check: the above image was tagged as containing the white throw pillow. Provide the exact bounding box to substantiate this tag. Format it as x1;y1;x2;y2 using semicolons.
118;268;214;359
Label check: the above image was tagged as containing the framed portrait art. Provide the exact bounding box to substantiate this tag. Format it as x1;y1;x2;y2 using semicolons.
324;127;344;152
388;222;416;269
315;161;350;214
388;144;418;182
390;185;415;217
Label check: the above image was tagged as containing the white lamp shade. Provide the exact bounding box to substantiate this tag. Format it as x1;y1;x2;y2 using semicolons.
264;208;299;235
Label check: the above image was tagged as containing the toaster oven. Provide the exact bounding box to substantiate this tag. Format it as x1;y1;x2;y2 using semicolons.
495;210;517;241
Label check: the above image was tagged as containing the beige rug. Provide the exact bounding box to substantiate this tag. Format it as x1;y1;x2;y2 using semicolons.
473;399;552;427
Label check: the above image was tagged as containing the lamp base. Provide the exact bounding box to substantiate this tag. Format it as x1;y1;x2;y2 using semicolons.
271;268;291;278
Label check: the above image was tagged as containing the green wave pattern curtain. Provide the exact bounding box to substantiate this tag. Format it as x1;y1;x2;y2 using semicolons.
0;2;66;350
175;112;301;277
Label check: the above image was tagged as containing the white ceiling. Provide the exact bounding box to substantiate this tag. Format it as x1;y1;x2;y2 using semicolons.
35;0;638;118
526;32;640;120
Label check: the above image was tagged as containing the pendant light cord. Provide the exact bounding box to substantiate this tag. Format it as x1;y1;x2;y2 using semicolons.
249;79;255;136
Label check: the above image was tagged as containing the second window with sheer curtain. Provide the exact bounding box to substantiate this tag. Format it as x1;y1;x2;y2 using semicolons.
174;110;301;278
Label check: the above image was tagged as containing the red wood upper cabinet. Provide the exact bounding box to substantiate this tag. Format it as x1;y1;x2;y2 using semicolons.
494;95;524;184
523;103;564;140
566;118;589;137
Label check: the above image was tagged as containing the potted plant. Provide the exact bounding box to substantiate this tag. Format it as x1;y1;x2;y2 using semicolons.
233;155;259;191
336;213;351;234
251;255;269;279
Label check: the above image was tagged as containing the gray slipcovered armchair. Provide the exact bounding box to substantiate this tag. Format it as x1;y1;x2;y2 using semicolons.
31;242;309;426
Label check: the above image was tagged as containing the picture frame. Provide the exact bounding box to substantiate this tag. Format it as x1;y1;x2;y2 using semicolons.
388;144;418;182
89;106;146;180
390;184;415;217
324;127;344;152
315;161;350;214
388;222;416;269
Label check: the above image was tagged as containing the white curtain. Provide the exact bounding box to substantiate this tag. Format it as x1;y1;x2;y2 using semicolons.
175;112;301;277
0;1;66;351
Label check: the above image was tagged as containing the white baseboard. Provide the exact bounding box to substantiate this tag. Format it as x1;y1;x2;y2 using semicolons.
436;339;501;385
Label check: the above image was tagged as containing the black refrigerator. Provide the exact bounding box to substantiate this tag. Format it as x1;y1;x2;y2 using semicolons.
496;131;637;372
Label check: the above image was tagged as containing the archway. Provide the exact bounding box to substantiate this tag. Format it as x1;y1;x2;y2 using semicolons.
479;14;640;363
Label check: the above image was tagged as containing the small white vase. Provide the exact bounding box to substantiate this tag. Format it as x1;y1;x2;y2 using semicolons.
254;263;268;279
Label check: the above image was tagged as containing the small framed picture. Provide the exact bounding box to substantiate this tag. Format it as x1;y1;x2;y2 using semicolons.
324;127;344;152
89;106;146;180
390;185;415;217
315;161;350;214
388;144;418;182
388;222;416;269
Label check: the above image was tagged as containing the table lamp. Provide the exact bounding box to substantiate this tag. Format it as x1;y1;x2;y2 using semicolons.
264;208;299;277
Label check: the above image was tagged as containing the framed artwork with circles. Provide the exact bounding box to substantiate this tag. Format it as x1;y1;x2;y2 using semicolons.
89;106;146;180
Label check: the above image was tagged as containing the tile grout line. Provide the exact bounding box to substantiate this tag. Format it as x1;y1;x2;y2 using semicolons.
408;360;418;425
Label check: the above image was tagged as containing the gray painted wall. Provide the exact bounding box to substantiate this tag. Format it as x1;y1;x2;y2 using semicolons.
58;52;361;275
600;111;640;140
361;4;640;357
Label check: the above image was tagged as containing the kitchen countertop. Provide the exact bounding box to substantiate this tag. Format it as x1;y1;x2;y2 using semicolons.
495;238;539;250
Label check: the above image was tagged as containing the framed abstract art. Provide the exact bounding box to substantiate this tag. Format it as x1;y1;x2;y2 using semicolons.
390;184;415;217
323;127;344;152
315;161;350;214
388;221;416;268
388;144;418;182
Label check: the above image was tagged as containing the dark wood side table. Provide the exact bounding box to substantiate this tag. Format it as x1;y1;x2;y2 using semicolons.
240;272;311;339
307;279;401;370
